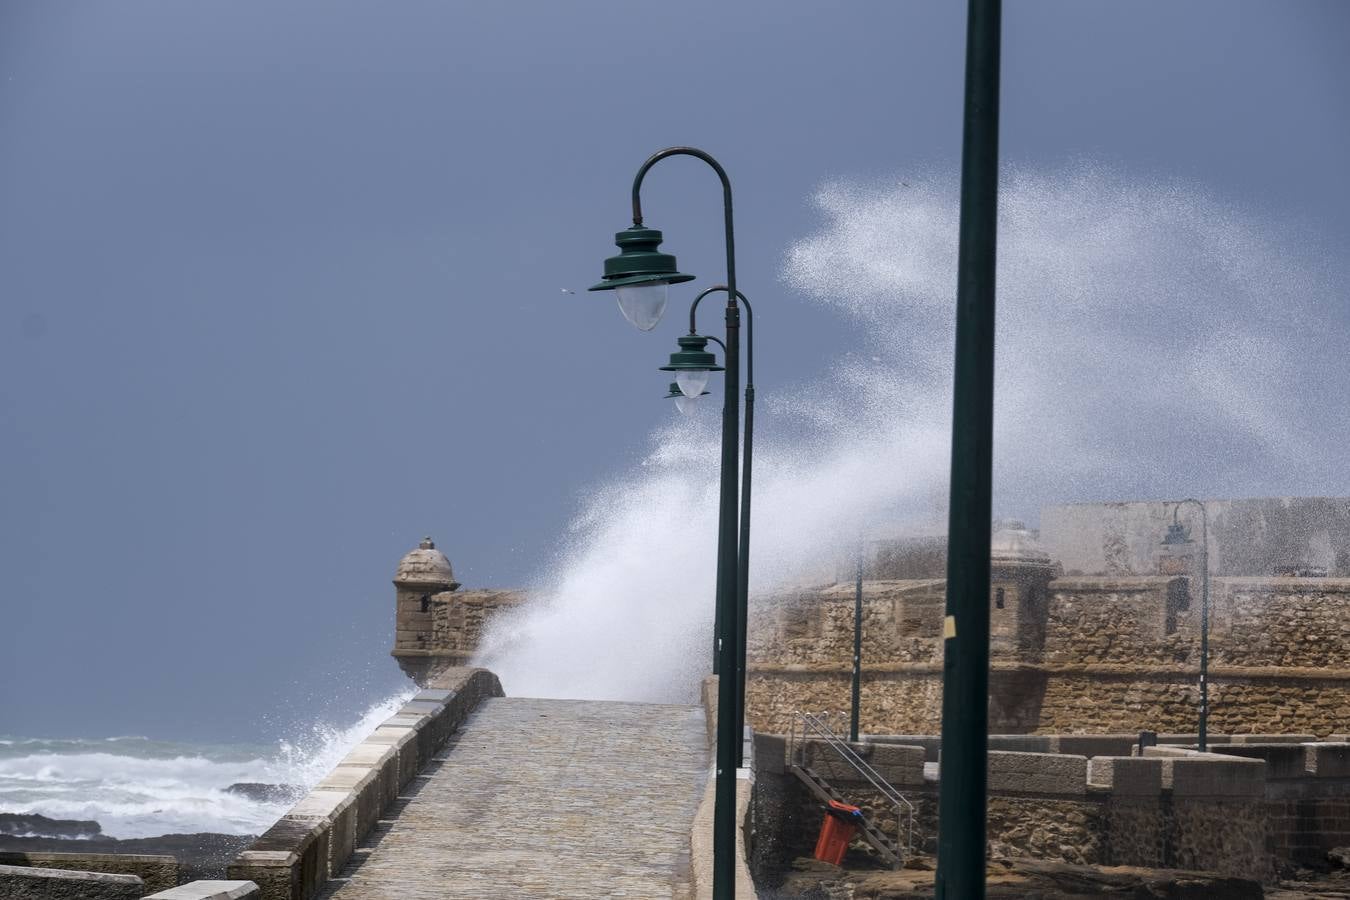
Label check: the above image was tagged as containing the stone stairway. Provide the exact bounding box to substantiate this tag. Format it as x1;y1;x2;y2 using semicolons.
789;765;904;868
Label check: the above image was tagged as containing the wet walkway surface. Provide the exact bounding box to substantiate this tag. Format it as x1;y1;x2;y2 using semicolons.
323;697;709;899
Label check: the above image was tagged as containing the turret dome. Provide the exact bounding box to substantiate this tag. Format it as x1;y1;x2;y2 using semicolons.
394;536;460;589
990;520;1052;565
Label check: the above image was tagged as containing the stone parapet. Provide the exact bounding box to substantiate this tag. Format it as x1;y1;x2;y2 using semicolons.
144;883;260;900
1087;756;1165;796
227;668;503;900
984;751;1088;796
0;864;144;899
1209;743;1310;779
0;852;177;894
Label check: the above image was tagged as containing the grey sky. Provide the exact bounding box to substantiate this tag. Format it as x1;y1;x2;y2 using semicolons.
2;1;1347;741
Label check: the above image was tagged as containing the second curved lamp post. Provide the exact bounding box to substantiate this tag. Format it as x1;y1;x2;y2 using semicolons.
1160;498;1211;751
589;146;750;900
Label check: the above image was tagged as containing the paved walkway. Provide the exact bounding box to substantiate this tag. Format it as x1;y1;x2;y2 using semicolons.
324;697;709;899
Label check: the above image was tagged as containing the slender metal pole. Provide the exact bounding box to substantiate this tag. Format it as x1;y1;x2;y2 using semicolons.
688;286;755;770
632;147;740;900
735;294;753;768
935;1;1001;897
850;539;863;743
1173;498;1210;751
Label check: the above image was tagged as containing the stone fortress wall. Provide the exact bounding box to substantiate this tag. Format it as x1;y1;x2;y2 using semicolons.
391;497;1350;738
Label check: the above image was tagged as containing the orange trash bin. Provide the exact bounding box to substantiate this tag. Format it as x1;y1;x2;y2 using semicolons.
813;799;863;865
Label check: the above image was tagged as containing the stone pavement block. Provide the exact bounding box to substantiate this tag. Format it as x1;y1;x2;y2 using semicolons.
0;864;144;899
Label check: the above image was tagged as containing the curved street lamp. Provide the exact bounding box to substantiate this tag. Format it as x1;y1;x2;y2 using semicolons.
661;286;756;776
1160;498;1211;751
590;147;746;900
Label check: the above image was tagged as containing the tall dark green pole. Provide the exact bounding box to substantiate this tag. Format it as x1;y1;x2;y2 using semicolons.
631;147;741;900
850;539;863;743
936;1;1001;897
735;295;754;768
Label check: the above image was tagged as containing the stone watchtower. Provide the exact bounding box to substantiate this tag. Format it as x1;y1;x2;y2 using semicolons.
390;537;528;685
989;521;1059;656
392;537;460;684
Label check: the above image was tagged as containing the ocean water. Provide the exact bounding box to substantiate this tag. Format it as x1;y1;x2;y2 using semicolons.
0;689;413;839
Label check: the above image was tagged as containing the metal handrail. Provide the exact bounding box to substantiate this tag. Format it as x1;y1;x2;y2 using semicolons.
788;710;915;865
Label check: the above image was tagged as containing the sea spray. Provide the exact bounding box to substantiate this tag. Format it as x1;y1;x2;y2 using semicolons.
476;163;1347;704
0;688;413;838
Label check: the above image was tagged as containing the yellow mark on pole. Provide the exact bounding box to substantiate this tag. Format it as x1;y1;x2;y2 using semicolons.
943;615;957;640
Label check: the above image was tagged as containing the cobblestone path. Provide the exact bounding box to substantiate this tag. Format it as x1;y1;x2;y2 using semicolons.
324;697;709;899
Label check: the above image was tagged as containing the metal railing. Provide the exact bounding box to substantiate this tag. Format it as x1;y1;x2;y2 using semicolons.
787;709;915;865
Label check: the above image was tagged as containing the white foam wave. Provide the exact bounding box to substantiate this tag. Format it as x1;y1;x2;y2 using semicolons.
476;163;1348;704
0;690;414;838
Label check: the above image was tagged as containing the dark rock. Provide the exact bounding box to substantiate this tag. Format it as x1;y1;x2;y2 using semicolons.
225;782;303;804
0;814;102;839
1330;846;1350;869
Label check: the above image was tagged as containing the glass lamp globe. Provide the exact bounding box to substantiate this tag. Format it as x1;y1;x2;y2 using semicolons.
674;393;702;415
675;369;711;398
614;282;669;332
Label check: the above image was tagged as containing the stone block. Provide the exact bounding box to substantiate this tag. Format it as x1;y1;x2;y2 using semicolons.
227;851;298;900
0;864;144;899
397;700;444;717
1211;743;1308;778
339;743;397;769
283;790;356;879
1087;756;1164;796
868;734;942;761
238;816;329;899
0;852;177;894
1170;756;1266;798
1055;735;1139;758
753;733;786;775
985;751;1088;796
144;881;260;900
1306;742;1350;778
860;742;926;786
1230;734;1316;744
413;688;453;703
363;724;417;744
988;734;1053;754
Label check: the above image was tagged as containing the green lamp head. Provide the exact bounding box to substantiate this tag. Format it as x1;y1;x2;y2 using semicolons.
590;225;695;331
659;334;722;399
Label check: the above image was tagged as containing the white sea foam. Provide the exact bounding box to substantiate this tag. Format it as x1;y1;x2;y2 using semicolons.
0;689;413;838
476;163;1348;704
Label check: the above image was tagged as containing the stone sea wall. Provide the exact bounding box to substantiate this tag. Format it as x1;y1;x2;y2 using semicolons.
745;576;1350;737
